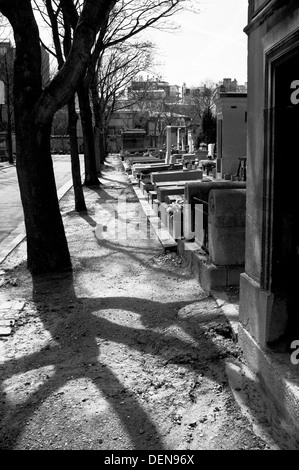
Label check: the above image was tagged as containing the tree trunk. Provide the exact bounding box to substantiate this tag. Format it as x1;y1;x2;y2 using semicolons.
90;80;104;169
5;86;13;164
94;124;101;171
78;84;100;186
5;2;72;275
0;0;118;275
67;97;87;212
16;115;72;275
99;127;107;164
6;118;13;164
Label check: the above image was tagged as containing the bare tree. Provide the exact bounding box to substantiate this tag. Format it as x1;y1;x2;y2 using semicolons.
181;81;217;147
42;0;88;211
92;41;154;165
70;0;193;179
0;0;194;275
33;0;102;189
0;0;117;274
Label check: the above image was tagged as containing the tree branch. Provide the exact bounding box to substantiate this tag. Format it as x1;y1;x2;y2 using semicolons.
37;0;116;125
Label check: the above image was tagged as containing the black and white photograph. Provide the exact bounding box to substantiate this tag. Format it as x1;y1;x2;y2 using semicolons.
0;0;298;456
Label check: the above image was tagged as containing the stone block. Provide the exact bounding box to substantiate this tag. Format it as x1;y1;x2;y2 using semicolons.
184;181;246;234
183;202;195;241
165;194;183;205
168;209;183;239
208;189;246;265
194;203;205;247
238;324;299;437
132;163;183;178
239;273;267;347
203;263;228;291
177;239;231;292
209;225;245;265
151;169;202;184
139;181;154;194
157;186;185;203
148;191;157;205
159;202;169;226
154;181;186;191
209;189;246;227
153;199;160;216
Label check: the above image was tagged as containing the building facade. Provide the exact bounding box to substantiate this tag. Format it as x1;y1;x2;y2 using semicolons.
239;0;299;432
215;92;247;176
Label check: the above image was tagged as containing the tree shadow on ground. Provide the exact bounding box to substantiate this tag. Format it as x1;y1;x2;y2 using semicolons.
78;212;98;227
99;175;128;187
0;271;228;450
94;236;195;280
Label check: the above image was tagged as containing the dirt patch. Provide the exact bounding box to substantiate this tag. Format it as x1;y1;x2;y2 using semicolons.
0;156;295;450
224;286;240;306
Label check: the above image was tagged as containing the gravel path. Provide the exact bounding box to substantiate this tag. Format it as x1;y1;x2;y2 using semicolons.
0;155;296;451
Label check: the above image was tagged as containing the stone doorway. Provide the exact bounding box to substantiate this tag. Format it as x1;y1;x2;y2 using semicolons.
266;48;299;347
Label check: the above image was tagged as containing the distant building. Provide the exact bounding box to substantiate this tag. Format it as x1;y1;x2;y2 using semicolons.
128;76;170;99
215;92;247;176
222;78;238;92
181;83;205;104
106;76;192;151
0;41;14;109
0;42;15;155
0;40;50;156
0;40;50;91
169;84;181;102
217;78;247;94
0;41;14;70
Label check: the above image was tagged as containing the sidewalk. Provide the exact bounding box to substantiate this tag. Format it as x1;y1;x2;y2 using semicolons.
0;161;13;170
0;158;83;265
0;155;297;451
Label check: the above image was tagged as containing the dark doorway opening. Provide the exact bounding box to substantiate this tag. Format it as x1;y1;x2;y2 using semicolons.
269;49;299;349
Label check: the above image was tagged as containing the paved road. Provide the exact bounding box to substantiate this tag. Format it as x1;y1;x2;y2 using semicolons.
0;155;84;257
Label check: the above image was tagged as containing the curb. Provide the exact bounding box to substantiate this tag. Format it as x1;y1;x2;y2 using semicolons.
130;177;177;252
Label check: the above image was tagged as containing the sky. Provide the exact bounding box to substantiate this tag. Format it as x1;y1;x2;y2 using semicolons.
146;0;248;87
1;0;248;89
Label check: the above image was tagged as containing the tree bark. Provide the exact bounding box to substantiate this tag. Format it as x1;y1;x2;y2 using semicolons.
91;79;103;169
67;97;87;212
16;115;72;275
94;124;101;170
99;127;107;164
60;5;87;212
78;84;100;186
5;1;72;275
